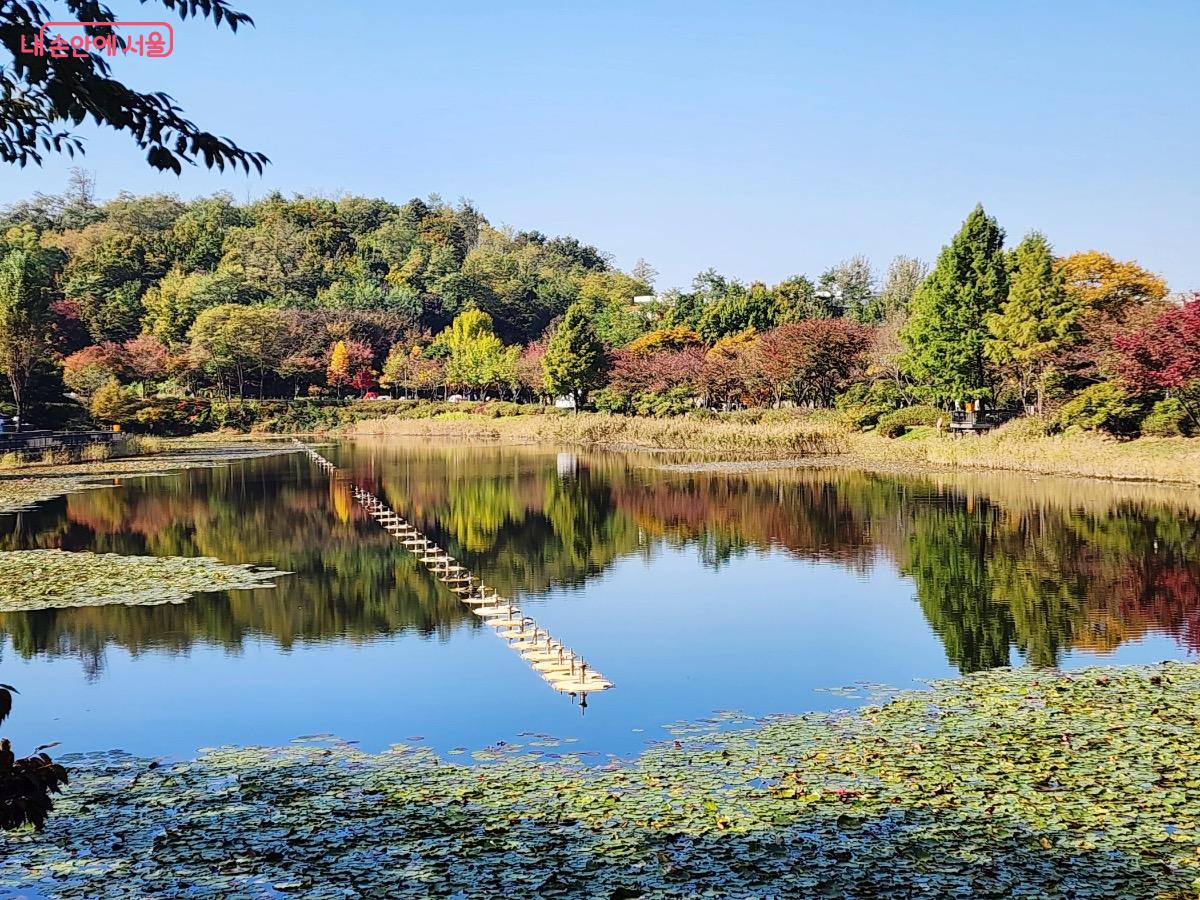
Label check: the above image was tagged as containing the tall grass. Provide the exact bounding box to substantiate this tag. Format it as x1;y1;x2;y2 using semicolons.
345;408;1200;482
851;421;1200;484
115;435;169;457
80;443;111;462
348;410;848;458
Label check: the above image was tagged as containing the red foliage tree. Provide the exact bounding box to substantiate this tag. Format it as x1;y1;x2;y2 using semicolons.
343;340;377;396
753;319;872;407
1112;295;1200;393
61;342;125;398
122;334;170;388
608;346;706;396
517;339;548;400
49;299;91;356
349;366;377;394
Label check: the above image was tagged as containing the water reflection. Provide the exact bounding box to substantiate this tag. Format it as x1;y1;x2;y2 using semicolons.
1;442;1197;683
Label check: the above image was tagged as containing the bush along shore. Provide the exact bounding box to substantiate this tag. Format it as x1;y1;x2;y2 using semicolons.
3;662;1200;898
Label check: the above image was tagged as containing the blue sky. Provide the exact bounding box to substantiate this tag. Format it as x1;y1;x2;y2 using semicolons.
3;0;1197;292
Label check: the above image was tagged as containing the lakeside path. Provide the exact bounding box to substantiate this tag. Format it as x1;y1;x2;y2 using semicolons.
3;662;1199;898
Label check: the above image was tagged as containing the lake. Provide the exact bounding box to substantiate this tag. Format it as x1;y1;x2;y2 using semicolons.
1;439;1197;760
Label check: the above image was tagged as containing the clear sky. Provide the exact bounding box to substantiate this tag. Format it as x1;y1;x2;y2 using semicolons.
2;0;1197;292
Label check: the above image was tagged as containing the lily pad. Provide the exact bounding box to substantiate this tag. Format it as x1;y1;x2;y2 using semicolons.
3;662;1200;897
0;550;288;611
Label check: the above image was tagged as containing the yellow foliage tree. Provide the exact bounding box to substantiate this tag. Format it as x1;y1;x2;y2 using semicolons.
626;326;703;354
327;340;350;395
1056;251;1168;317
89;378;132;425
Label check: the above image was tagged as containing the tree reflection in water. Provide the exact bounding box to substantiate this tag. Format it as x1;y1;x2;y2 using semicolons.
1;441;1197;679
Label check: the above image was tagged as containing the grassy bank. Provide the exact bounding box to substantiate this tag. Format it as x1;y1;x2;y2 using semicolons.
343;407;1200;484
851;426;1200;484
4;662;1199;898
349;408;847;458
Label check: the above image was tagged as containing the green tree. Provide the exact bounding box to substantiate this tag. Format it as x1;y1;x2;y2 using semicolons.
0;248;53;429
901;205;1008;403
986;232;1080;413
188;304;287;398
441;309;512;397
697;281;782;342
542;302;607;407
169;193;245;272
770;275;821;322
142;267;245;343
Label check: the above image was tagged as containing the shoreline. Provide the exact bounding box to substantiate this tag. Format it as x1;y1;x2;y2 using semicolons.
2;422;1196;515
0;439;297;514
656;451;1200;487
340;411;1200;487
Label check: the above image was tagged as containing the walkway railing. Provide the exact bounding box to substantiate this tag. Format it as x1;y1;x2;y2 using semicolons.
0;429;124;455
296;442;613;702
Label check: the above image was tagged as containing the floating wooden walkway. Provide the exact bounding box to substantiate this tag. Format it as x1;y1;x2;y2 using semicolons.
295;442;613;701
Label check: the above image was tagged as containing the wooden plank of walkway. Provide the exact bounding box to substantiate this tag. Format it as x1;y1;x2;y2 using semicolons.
295;441;613;701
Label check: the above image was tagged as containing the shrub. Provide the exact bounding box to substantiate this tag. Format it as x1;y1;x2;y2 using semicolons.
592;389;630;414
632;387;694;417
208;400;261;432
836;381;904;429
128;398;211;435
1054;382;1145;437
89;379;136;426
992;415;1052;441
877;405;943;438
1140;397;1191;437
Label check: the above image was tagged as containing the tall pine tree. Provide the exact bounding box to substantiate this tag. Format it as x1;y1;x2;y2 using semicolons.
901;205;1008;403
542;301;607;408
986;232;1079;414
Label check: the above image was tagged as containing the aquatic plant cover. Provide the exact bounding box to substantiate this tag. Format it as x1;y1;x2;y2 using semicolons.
0;551;287;611
3;662;1200;897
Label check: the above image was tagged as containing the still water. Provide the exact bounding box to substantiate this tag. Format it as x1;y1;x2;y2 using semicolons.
1;440;1197;759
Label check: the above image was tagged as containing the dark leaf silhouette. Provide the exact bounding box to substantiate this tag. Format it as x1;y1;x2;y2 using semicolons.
0;738;69;831
0;684;16;727
0;2;267;173
0;687;70;831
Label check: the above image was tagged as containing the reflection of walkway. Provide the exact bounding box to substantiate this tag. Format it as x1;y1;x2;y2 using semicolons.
298;443;613;701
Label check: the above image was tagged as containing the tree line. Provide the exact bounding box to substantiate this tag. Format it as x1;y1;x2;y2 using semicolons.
1;176;1196;438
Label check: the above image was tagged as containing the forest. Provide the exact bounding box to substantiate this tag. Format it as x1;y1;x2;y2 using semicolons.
1;172;1196;439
